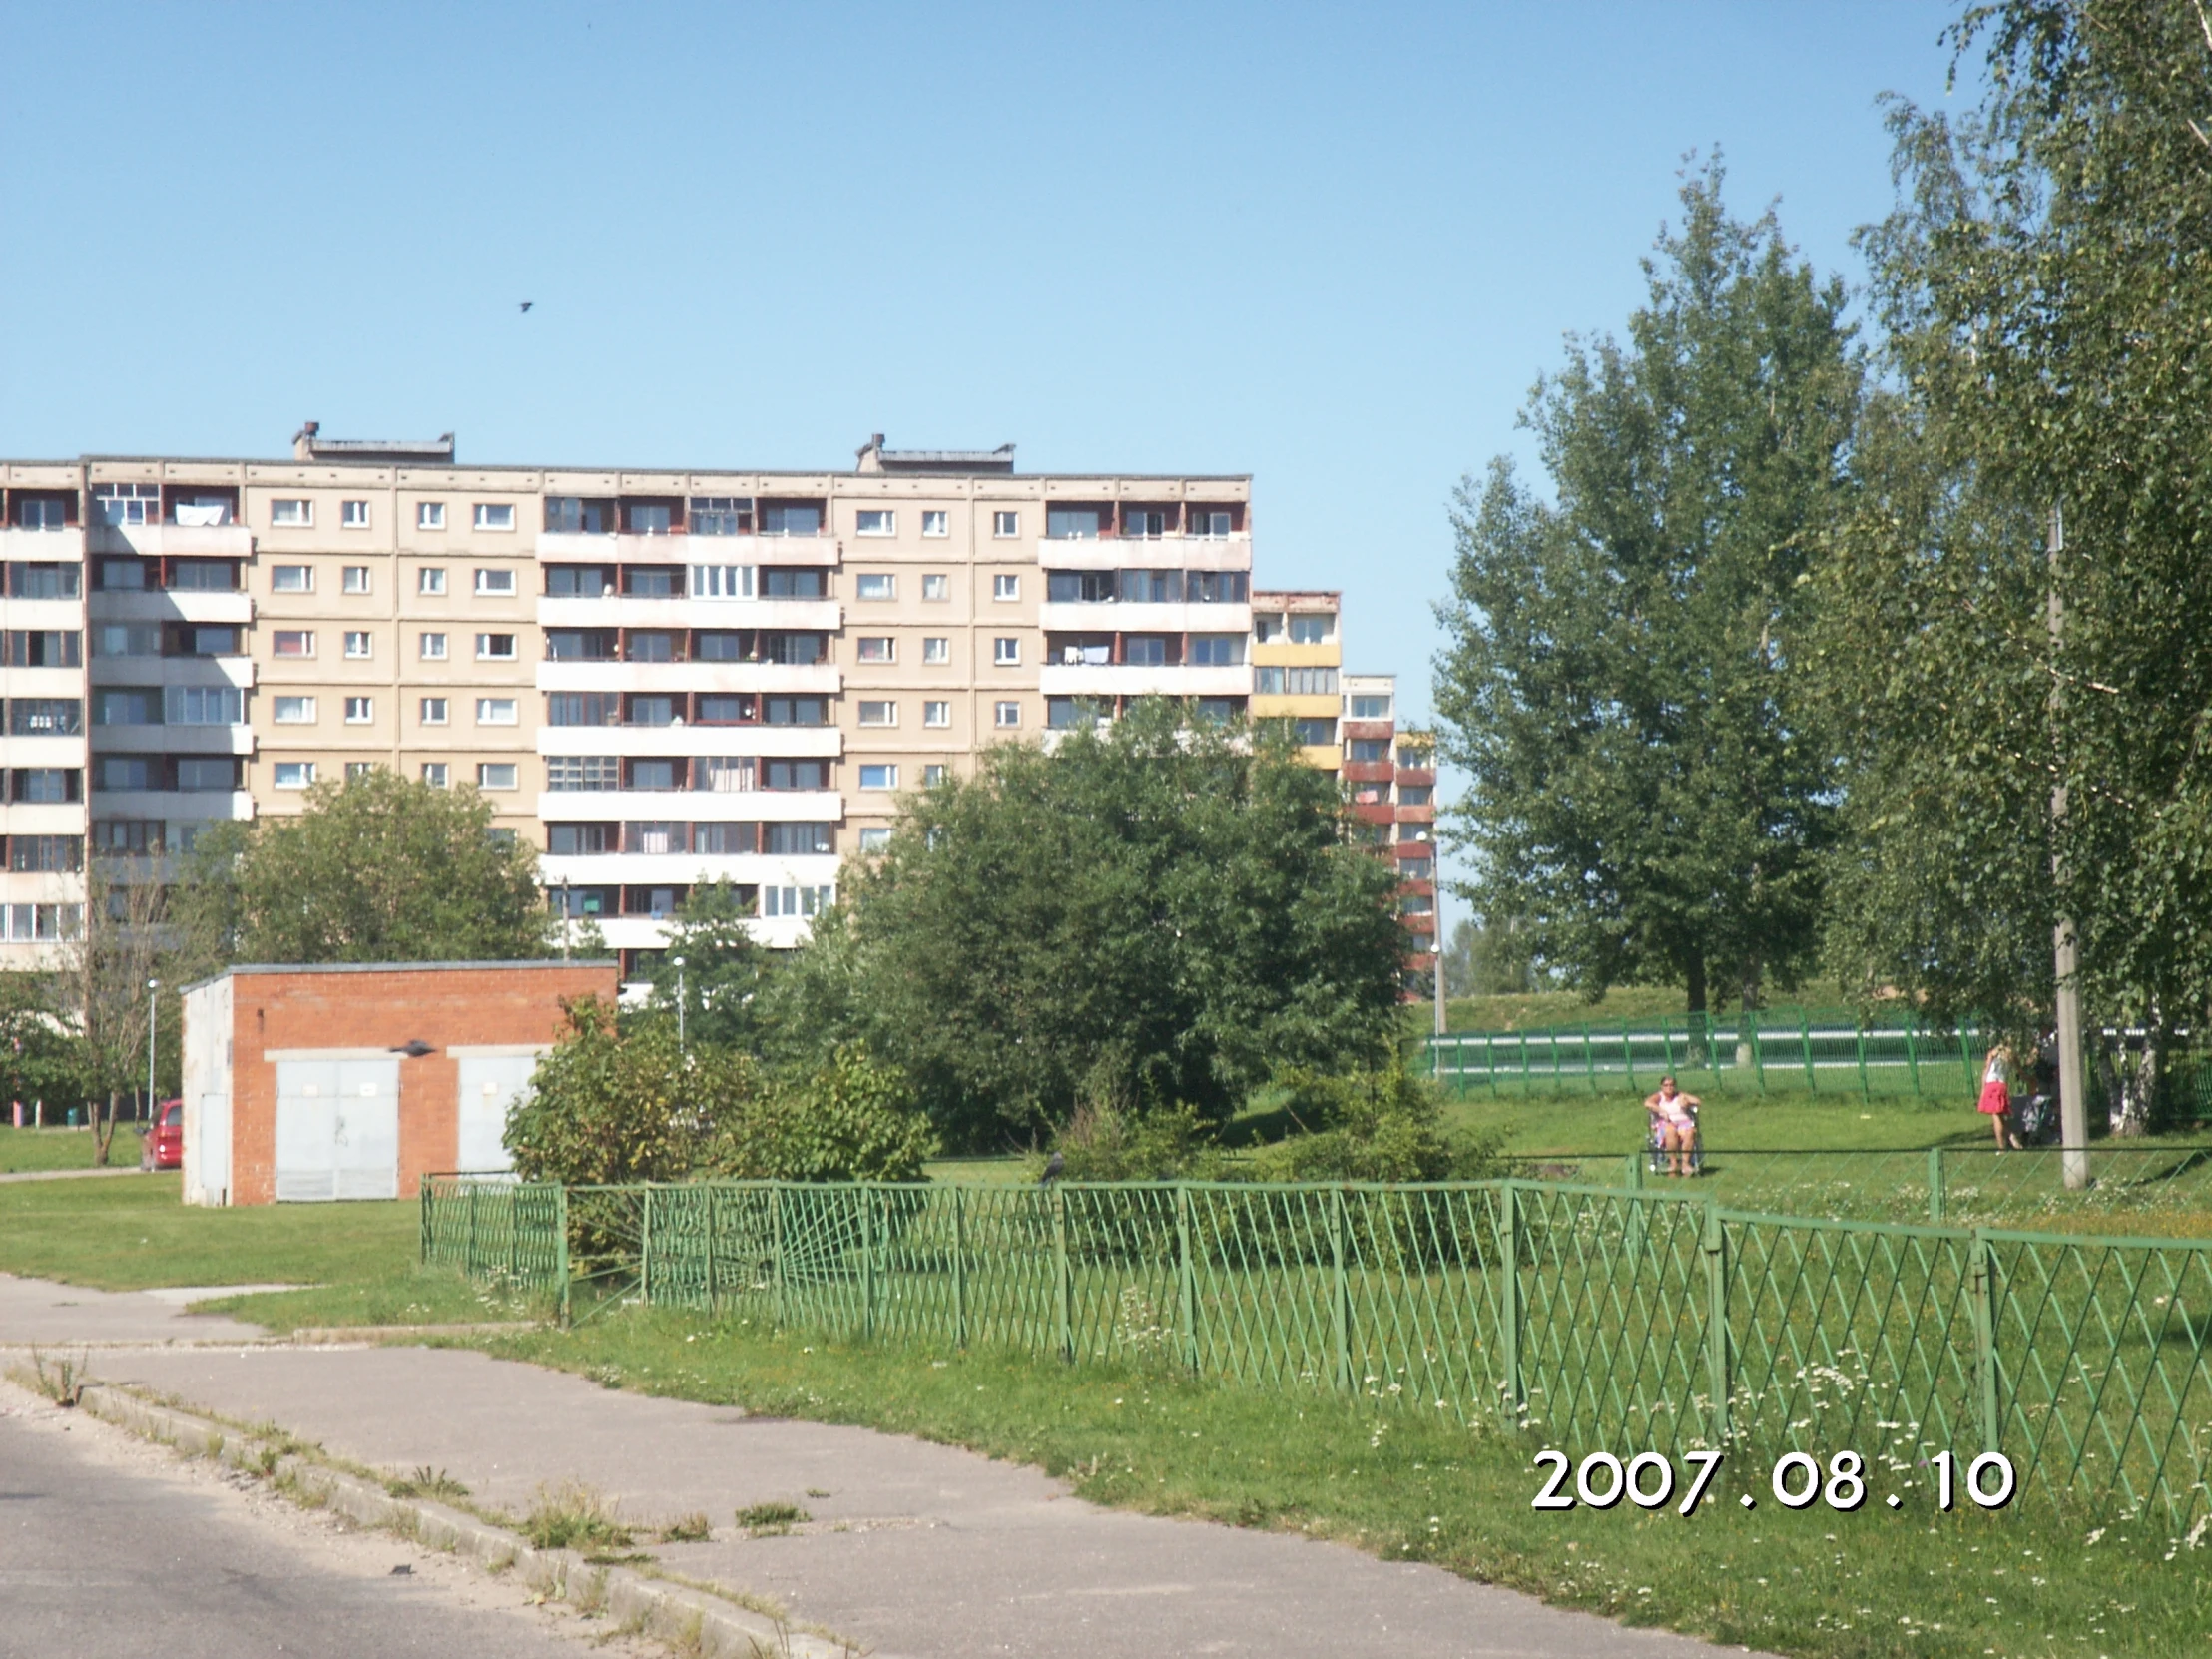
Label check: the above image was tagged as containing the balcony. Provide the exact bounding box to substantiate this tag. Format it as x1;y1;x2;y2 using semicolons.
534;725;840;758
1343;760;1392;786
85;521;255;560
540;849;837;888
536;661;841;697
89;655;257;690
1036;602;1251;635
0;734;88;767
1340;719;1394;744
538;531;841;568
1038;663;1250;699
533;788;842;824
88;590;255;626
88;724;255;756
86;788;255;822
1395;765;1437;790
1035;532;1251;574
538;594;841;632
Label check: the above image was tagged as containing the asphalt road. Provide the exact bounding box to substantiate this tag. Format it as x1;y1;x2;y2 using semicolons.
0;1392;646;1659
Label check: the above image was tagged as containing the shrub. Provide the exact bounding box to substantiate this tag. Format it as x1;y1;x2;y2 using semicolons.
1244;1061;1499;1183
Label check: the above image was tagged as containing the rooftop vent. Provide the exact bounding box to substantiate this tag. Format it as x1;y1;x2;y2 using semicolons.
855;433;1015;475
292;421;455;465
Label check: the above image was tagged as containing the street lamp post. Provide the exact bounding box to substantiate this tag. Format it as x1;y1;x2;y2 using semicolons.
145;978;160;1123
673;955;687;1052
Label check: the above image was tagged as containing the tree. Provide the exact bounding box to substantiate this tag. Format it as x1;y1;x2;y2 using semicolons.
637;880;778;1049
1433;160;1862;1025
176;771;549;964
55;859;168;1166
1817;2;2212;1124
833;701;1406;1148
1441;912;1549;998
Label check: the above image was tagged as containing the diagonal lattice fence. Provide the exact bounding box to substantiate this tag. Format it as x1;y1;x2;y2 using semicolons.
423;1172;2212;1526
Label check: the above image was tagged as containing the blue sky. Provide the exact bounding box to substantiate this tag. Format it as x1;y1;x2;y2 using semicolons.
0;1;1959;748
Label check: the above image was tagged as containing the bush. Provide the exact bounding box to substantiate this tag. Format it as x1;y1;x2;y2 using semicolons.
1244;1062;1499;1183
710;1044;936;1183
1048;1101;1228;1182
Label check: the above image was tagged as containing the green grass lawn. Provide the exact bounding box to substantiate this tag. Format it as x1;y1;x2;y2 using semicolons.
1454;1090;1982;1156
446;1311;2212;1659
0;1173;419;1291
0;1124;144;1174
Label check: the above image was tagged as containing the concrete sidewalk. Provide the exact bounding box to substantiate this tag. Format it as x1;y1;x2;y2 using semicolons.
75;1338;1756;1659
0;1272;272;1346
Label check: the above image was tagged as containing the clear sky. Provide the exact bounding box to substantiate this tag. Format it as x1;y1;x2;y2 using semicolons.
0;1;1960;753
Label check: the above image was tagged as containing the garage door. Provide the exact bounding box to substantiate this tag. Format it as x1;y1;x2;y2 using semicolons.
275;1058;400;1202
455;1053;539;1176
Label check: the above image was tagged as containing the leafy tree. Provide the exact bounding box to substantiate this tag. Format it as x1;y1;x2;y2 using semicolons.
56;859;169;1164
1244;1061;1495;1183
1817;2;2212;1125
0;971;82;1124
1441;912;1549;998
835;700;1405;1148
637;880;777;1049
176;770;549;964
1433;160;1861;1025
710;1044;935;1183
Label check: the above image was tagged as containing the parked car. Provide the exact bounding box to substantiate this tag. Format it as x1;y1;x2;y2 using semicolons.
141;1098;184;1171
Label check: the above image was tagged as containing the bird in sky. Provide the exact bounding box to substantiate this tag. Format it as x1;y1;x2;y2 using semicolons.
519;301;534;313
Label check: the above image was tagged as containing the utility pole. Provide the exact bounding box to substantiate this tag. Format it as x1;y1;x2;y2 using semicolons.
145;979;160;1123
673;955;687;1053
1431;886;1447;1038
2049;506;2090;1189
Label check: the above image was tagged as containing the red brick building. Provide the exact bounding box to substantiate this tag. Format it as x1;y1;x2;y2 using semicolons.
1341;674;1437;994
179;960;616;1206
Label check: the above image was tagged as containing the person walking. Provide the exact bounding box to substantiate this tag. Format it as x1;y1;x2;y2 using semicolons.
1977;1040;2022;1150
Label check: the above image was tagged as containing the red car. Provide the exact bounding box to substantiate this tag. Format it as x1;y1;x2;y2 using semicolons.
142;1098;183;1171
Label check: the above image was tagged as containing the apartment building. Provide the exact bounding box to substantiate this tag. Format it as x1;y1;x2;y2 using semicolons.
1342;673;1438;986
0;433;1255;976
1249;590;1342;774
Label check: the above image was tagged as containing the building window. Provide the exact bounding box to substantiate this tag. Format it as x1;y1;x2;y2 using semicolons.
547;693;617;727
993;573;1020;602
10;835;82;873
474;567;517;596
93;483;159;526
16;629;85;665
477;763;518;790
166;686;241;726
1190;635;1245;667
857;700;897;727
1295;718;1339;746
419;697;448;725
272;630;314;658
921;510;948;538
476;698;518;726
96;558;145;591
994;700;1021;728
855;509;894;536
855;637;895;664
416;501;446;530
1191;509;1233;538
343;762;374;781
274;761;316;790
691;564;753;598
762;884;833;918
690;497;752;536
923;700;950;728
1257;666;1338;696
855;573;895;601
273;696;316;724
923;764;949;786
992;510;1020;538
421;763;449;788
859;763;898;790
271;565;313;593
343;631;372;659
342;565;371;594
993;637;1020;667
418;567;447;595
475;633;517;660
341;500;370;529
420;632;448;660
764;820;833;853
474;503;515;531
1045;507;1100;540
1348;694;1391;719
764;759;829;791
546;756;620;791
922;637;949;664
1124;636;1168;667
343;696;372;724
698;824;755;854
1347;738;1390;763
858;827;892;852
922;574;949;601
1289;615;1334;645
269;499;310;527
91;690;154;727
761;503;822;536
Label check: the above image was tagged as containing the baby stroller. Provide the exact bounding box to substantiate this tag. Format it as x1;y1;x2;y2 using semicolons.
1647;1098;1704;1176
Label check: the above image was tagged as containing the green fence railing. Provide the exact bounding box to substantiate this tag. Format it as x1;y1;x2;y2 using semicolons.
424;1168;2212;1526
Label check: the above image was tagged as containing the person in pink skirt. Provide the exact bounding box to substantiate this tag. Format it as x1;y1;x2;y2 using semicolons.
1977;1041;2022;1150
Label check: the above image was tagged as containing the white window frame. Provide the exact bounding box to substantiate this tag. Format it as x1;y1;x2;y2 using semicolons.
992;510;1020;538
922;574;949;601
923;700;951;728
341;565;372;594
340;499;371;529
475;633;517;661
269;498;311;528
417;567;447;596
419;697;449;725
343;696;373;724
855;636;895;664
416;501;447;530
993;637;1021;667
272;629;315;659
858;827;893;851
922;637;949;664
473;567;517;596
856;700;898;728
994;700;1021;728
272;695;317;725
993;573;1020;602
419;632;448;661
921;510;948;538
473;502;516;532
855;509;895;537
271;564;313;594
475;697;519;726
690;565;754;599
477;762;518;791
858;763;899;791
421;762;449;788
273;761;316;790
855;573;896;601
343;631;372;660
923;764;949;786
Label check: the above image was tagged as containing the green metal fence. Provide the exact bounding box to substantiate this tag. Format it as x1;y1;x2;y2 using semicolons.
423;1170;2212;1525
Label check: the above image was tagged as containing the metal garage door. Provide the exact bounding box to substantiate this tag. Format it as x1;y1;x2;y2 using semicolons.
274;1058;400;1202
455;1053;538;1176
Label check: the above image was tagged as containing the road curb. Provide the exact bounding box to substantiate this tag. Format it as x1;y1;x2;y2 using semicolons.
78;1382;863;1659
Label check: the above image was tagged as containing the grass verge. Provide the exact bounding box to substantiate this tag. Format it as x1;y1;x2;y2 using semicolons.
463;1310;2212;1659
0;1124;145;1174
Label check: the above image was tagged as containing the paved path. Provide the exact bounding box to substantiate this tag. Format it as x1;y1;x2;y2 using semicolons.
0;1273;271;1347
84;1339;1755;1659
0;1165;149;1183
0;1385;649;1659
